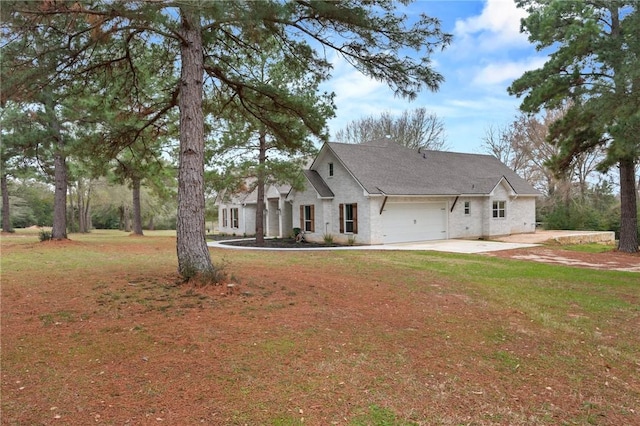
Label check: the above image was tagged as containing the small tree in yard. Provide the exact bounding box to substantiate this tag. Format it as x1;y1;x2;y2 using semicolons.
210;37;333;246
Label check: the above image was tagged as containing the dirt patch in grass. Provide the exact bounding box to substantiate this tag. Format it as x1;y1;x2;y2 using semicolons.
489;246;640;272
2;233;639;425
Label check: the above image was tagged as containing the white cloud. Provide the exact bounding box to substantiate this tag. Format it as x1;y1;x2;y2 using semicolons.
472;56;547;85
444;95;519;118
329;68;386;101
447;98;490;111
327;55;387;99
454;0;529;51
322;54;407;137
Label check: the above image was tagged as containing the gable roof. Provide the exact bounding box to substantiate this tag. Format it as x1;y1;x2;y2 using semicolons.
303;170;335;198
318;139;540;196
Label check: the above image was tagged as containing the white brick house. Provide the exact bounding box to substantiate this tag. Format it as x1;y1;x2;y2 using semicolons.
287;138;540;245
215;183;292;238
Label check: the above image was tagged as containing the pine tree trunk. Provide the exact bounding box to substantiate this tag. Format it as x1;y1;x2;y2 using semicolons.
49;97;67;240
77;183;85;233
118;206;124;231
123;205;131;232
132;177;144;235
43;92;68;239
618;158;639;253
83;183;92;233
68;186;75;233
255;129;267;246
76;180;91;234
1;173;12;232
176;9;217;281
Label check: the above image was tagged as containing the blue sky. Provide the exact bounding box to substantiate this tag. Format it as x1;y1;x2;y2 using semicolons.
321;0;549;153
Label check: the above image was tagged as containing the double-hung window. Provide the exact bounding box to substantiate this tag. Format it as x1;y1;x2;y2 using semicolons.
339;203;358;234
464;201;471;215
231;208;239;228
300;205;315;232
492;201;506;218
222;209;228;227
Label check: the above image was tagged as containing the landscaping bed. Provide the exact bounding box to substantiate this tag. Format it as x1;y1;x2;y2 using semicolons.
208;234;347;248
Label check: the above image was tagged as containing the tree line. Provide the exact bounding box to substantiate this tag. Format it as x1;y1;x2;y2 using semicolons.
2;176;178;232
482;109;638;238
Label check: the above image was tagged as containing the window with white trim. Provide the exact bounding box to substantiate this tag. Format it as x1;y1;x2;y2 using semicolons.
328;162;334;177
492;201;506;218
464;201;470;215
222;209;228;227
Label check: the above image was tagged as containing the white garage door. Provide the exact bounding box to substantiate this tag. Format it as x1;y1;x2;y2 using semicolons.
382;202;447;244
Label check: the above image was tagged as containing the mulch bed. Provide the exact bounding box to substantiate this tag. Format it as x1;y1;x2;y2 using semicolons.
207;235;344;248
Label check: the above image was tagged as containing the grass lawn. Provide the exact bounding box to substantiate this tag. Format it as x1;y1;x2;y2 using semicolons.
1;229;638;425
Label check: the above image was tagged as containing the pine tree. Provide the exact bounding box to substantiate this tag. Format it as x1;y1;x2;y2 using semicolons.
509;0;639;252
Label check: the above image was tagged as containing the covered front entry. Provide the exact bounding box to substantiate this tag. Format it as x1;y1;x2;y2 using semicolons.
266;197;292;238
381;202;447;244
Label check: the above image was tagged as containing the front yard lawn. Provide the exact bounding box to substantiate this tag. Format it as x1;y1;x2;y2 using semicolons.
1;230;638;425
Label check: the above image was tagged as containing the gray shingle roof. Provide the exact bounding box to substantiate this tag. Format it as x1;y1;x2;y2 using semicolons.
303;170;335;198
323;140;540;196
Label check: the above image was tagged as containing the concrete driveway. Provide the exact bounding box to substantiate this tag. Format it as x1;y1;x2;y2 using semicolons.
379;239;539;253
209;231;614;254
357;230;613;253
372;230;614;253
208;238;539;254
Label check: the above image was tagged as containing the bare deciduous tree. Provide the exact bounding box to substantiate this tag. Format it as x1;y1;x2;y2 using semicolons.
482;110;605;201
335;107;448;150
